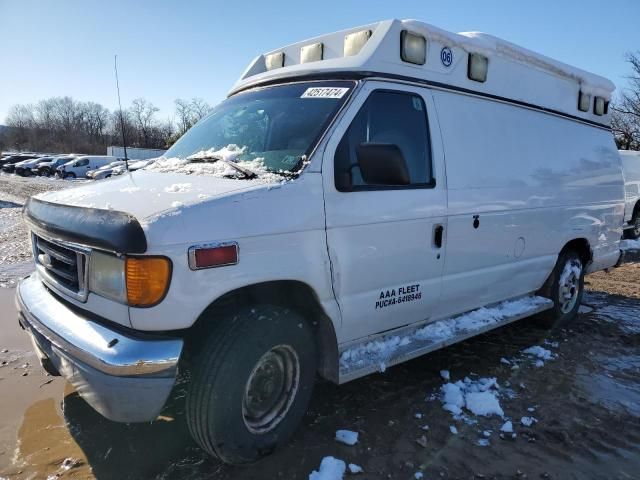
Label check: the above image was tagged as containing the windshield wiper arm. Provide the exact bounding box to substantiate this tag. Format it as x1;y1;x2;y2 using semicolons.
188;155;257;179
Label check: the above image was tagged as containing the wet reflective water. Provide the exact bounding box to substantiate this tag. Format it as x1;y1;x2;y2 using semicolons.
1;287;639;479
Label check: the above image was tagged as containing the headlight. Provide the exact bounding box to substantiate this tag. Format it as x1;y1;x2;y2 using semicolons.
88;252;172;307
89;251;126;302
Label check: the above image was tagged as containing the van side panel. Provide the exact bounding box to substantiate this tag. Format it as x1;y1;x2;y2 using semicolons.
432;90;624;317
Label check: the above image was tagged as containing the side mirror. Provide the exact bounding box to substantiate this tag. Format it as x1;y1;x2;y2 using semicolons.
356;142;410;186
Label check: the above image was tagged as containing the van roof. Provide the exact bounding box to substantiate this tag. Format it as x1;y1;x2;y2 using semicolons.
231;19;614;126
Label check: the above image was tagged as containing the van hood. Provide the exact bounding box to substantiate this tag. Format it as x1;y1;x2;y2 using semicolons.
37;171;268;220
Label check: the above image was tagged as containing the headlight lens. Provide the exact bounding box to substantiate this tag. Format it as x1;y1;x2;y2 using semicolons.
89;253;172;307
89;251;126;302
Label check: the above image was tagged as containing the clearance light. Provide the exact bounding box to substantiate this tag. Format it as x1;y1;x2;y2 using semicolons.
188;242;239;270
126;256;172;307
468;53;488;82
344;29;371;56
301;42;324;63
400;30;426;65
578;91;591;112
594;96;605;116
265;52;284;70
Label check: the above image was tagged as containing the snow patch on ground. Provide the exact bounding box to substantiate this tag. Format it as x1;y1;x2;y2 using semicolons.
441;377;504;418
340;296;550;371
348;463;363;474
522;345;555;364
309;456;346;480
335;430;358;446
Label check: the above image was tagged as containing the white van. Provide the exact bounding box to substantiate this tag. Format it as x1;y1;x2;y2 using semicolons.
17;19;624;464
57;155;118;178
620;149;640;239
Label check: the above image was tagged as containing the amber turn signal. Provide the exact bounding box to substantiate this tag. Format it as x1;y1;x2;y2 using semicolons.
125;256;172;307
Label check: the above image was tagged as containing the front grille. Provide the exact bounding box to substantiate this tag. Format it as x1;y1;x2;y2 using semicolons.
32;234;89;302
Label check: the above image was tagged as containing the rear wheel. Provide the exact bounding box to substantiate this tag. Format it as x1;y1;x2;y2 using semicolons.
186;305;317;464
536;250;585;329
624;210;640;240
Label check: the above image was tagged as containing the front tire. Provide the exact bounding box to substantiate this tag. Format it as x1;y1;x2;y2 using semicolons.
537;250;585;329
64;172;76;179
186;305;317;464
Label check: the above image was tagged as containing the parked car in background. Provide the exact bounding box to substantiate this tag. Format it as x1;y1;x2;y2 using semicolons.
621;149;640;239
1;154;40;172
87;161;125;180
15;156;55;176
36;155;76;176
56;155;118;178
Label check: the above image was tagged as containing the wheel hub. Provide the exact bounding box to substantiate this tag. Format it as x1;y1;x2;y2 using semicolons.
559;259;582;314
243;345;300;434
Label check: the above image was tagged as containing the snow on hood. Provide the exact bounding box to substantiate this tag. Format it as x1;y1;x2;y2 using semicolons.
35;170;278;221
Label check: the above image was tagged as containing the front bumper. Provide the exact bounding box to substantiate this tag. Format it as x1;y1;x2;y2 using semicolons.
16;275;184;423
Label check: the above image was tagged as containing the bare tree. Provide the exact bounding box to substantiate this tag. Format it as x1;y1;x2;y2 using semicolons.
613;51;640;150
129;98;159;148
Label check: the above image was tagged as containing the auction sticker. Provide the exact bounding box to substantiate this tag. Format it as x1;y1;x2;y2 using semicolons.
301;87;349;99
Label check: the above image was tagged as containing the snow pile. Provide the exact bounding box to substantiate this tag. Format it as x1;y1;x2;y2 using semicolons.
164;183;192;193
348;464;363;474
621;239;640;251
335;430;358;446
146;144;287;184
340;296;550;371
521;416;537;427
309;456;346;480
522;346;555;367
441;377;504;418
500;421;513;433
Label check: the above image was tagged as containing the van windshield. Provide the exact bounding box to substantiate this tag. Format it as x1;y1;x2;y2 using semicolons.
157;81;354;178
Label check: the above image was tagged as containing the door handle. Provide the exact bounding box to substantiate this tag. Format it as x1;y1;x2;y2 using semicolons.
433;225;444;249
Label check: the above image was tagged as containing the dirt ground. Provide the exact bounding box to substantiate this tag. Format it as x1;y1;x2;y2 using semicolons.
1;175;640;479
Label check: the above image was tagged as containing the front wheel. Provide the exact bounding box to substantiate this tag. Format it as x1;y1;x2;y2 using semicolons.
624;212;640;240
536;250;585;329
186;305;317;465
64;172;76;179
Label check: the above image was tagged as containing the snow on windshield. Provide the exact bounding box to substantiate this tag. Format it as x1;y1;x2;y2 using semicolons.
145;144;288;184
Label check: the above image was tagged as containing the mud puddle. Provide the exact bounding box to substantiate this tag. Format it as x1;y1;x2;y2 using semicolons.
1;278;640;479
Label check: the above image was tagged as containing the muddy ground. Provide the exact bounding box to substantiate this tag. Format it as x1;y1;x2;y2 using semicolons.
1;175;640;479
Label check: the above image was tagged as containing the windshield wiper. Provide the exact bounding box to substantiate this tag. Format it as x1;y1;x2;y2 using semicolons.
188;155;257;179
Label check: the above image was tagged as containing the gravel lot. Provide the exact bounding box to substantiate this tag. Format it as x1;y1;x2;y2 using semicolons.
0;174;639;480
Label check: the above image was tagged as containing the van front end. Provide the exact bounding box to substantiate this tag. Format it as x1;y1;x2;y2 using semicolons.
16;275;183;423
16;196;184;423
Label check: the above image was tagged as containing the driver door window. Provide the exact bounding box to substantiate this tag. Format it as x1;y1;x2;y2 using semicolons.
334;90;433;190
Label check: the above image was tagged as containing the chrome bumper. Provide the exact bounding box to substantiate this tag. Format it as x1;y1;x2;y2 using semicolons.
16;275;184;423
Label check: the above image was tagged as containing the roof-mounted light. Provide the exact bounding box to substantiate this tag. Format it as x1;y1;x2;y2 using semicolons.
400;30;426;65
578;91;591;112
344;29;371;57
301;42;323;63
468;53;488;82
265;52;284;70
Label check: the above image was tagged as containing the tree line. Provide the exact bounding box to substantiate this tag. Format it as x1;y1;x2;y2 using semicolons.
612;51;640;150
0;96;213;154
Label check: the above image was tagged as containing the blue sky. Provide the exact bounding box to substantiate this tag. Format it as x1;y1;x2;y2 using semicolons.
1;0;638;124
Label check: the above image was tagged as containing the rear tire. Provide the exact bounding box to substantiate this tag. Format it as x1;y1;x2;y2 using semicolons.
624;211;640;240
186;305;317;465
536;250;585;329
